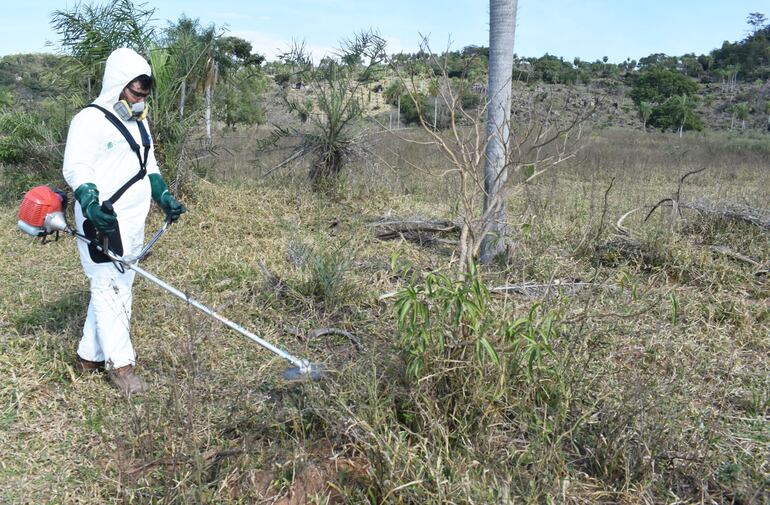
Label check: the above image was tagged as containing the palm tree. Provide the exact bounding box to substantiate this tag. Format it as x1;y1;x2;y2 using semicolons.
51;0;155;97
263;32;386;190
671;94;691;138
164;16;207;118
639;101;652;132
480;0;517;263
733;103;749;131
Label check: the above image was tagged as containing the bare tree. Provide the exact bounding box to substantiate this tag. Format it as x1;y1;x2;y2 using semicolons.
386;39;592;275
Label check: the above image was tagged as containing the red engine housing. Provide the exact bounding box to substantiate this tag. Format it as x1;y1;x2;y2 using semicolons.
18;185;64;227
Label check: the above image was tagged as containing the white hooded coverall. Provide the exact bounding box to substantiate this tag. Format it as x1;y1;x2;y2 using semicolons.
62;48;161;369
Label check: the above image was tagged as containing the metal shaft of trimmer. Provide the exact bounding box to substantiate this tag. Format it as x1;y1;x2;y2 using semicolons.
129;262;308;369
71;230;310;372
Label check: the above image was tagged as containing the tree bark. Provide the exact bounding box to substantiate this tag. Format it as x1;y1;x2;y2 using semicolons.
204;60;218;140
480;0;517;264
179;80;186;117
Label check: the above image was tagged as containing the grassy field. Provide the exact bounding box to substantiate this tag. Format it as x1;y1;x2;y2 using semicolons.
1;126;768;504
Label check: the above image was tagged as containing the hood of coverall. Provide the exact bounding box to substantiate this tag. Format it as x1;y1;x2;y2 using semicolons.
93;48;152;109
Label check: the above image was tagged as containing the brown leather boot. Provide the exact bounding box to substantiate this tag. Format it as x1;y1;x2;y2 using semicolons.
75;355;106;373
109;364;149;395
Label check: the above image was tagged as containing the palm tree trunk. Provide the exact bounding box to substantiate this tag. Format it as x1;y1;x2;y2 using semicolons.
204;60;218;140
205;84;212;138
179;80;186;117
433;97;438;131
480;0;517;264
397;95;401;129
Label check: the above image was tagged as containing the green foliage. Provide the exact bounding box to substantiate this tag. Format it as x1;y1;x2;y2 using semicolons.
394;264;560;382
503;303;557;380
216;72;266;129
532;54;574;84
629;68;703;133
0;97;72;200
630;67;699;106
383;80;405;105
711;23;770;80
51;0;155;97
650;94;704;133
397;92;428;126
637;53;679;71
0;88;13;108
268;31;387;189
144;45;197;182
454;78;481;109
395;264;499;379
638;101;653;130
0;54;62;101
732;102;749;120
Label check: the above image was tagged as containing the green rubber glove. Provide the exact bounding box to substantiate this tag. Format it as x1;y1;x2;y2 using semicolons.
149;173;186;222
74;183;118;234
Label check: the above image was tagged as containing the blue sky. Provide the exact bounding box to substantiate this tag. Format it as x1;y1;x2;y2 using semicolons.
2;1;764;63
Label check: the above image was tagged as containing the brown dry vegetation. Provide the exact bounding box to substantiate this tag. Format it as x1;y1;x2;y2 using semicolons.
1;121;768;504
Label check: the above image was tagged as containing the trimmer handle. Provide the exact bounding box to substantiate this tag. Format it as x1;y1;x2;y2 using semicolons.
101;200;115;215
98;201;116;253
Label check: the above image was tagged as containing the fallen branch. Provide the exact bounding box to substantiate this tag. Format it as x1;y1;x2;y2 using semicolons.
490;281;611;298
684;202;770;231
621;201;770;235
284;325;365;353
308;327;366;353
370;217;461;245
707;245;761;267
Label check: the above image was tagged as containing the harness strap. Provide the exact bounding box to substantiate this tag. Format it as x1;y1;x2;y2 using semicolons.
85;103;151;205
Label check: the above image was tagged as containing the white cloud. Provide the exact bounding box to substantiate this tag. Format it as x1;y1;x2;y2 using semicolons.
231;30;336;62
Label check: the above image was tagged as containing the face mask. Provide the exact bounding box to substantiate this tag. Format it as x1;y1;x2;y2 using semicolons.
113;100;148;121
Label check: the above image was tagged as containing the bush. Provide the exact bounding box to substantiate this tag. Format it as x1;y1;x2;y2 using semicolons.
397;92;428;125
0;98;70;201
650;95;704;132
217;74;266;129
630;66;699;106
383;80;405;106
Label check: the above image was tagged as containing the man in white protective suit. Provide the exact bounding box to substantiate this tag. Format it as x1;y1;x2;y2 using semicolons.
63;48;186;395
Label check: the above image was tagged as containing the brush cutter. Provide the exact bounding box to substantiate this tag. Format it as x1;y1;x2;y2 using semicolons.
17;185;325;382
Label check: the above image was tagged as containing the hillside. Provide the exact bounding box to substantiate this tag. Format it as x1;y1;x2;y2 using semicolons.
268;72;770;134
3;51;770;134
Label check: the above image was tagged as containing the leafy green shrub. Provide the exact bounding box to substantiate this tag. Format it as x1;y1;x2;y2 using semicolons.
629;66;699;106
217;74;266;129
383;80;405;106
395;264;500;379
0;99;70;201
650;94;704;132
395;264;559;381
397;92;428;126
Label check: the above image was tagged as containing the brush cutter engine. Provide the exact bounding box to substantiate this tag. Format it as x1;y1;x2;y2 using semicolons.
17;185;69;237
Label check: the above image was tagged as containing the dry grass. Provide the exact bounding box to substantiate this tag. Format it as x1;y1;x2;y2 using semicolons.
1;126;768;503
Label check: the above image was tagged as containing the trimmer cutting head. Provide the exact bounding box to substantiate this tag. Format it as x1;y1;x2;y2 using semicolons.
283;362;326;382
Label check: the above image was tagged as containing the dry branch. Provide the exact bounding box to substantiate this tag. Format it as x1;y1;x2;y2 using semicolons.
621;201;770;235
707;245;761;267
369;217;461;245
284;325;365;353
684;202;770;231
308;328;366;353
490;281;612;299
